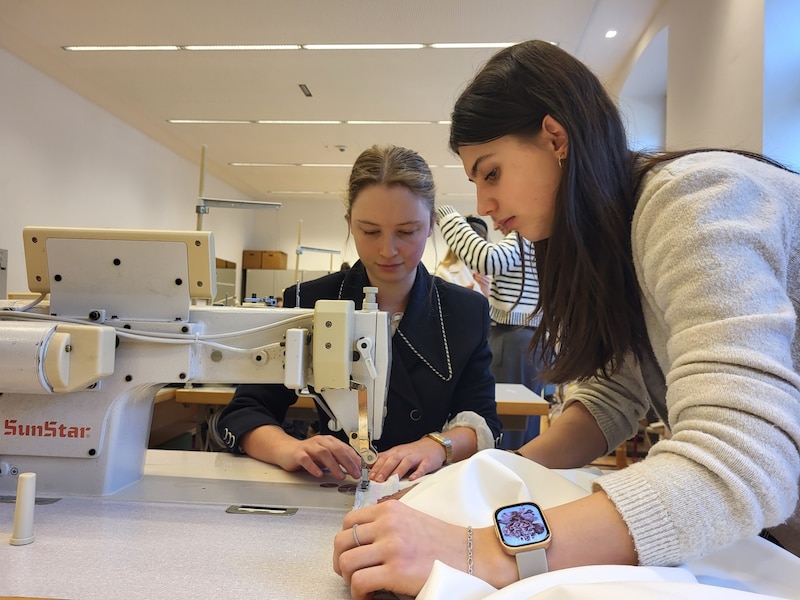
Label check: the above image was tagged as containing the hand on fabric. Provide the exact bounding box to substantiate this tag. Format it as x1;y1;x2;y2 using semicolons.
334;500;509;600
270;433;362;480
368;436;446;482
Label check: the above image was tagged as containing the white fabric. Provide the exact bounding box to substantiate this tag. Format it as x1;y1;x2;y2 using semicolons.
419;562;789;600
405;449;800;600
353;473;399;509
401;449;590;527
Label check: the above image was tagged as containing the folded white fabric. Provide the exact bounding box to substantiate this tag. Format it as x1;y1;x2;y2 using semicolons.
401;448;592;527
353;473;399;509
405;449;799;600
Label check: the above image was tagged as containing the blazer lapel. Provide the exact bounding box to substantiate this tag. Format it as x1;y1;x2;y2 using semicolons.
395;265;452;381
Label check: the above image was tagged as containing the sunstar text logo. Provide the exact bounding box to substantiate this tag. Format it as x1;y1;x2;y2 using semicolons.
3;419;92;439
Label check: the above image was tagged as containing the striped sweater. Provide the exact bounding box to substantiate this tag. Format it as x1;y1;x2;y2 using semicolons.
436;205;539;327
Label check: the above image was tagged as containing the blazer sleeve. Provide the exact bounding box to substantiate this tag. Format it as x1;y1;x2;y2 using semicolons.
441;284;502;442
215;383;299;455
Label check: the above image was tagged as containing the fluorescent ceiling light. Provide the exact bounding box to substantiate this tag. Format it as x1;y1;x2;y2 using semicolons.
430;42;516;49
257;120;342;124
230;162;300;167
173;119;446;125
169;119;253;124
63;41;524;53
184;44;301;50
268;190;339;195
300;163;351;167
199;197;281;210
345;120;435;125
230;162;350;167
303;43;424;50
63;45;180;51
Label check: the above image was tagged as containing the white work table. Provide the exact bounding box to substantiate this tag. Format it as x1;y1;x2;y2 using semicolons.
0;451;360;600
1;385;550;600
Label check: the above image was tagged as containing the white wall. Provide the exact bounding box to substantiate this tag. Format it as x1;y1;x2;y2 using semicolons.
0;47;254;296
613;0;800;169
1;46;493;300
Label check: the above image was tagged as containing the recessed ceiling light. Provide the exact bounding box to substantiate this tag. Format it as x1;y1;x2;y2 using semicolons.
256;120;342;125
62;41;523;53
62;45;181;51
169;119;253;124
430;42;516;49
605;30;618;39
172;119;446;125
183;44;301;51
300;163;352;168
230;162;351;168
345;120;435;125
268;190;339;195
303;43;425;50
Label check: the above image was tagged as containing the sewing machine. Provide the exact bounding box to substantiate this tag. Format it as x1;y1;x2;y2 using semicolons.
0;226;390;498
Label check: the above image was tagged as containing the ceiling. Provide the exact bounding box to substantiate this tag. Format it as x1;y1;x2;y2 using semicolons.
0;0;663;204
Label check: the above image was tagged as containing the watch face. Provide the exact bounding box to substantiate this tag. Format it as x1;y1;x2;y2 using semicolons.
494;502;550;548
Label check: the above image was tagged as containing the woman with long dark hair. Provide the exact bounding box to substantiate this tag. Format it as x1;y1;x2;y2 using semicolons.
333;40;800;598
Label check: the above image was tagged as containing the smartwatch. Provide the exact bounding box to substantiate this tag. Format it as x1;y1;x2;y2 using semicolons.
426;432;453;465
493;502;551;578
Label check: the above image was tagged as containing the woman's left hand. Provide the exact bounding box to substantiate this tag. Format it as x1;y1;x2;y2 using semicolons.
368;436;446;482
333;500;468;600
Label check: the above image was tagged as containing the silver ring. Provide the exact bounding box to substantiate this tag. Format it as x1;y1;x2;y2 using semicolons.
352;523;362;547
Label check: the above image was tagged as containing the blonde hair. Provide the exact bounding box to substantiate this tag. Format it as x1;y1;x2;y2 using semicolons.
344;145;436;225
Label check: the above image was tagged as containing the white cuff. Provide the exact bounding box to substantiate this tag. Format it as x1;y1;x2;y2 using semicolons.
444;411;496;452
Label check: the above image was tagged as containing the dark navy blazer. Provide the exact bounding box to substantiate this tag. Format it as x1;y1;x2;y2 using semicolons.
217;260;501;453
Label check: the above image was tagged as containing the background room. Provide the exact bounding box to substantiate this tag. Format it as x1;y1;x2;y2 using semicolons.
1;0;798;302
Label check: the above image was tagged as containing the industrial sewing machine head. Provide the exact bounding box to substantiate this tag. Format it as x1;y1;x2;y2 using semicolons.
0;227;390;497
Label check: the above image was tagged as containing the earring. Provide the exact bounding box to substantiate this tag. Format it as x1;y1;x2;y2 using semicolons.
558;156;563;169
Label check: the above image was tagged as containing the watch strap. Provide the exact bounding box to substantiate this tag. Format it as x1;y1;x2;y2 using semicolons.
515;547;548;579
426;432;453;465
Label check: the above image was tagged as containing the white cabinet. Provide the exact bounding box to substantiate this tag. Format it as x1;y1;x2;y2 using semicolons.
214;267;237;305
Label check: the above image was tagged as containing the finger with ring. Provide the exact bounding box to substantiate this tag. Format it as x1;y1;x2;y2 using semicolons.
352;523;362;547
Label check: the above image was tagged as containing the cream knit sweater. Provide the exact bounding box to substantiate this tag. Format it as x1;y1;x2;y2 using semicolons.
565;151;800;565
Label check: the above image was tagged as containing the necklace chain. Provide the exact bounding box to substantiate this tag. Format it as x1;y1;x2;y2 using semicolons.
338;276;453;382
397;285;453;382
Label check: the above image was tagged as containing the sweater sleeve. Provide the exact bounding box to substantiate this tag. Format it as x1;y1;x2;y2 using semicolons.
436;205;522;276
592;155;800;566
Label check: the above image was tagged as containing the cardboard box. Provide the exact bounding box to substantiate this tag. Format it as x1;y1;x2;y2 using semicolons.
242;250;262;270
262;250;288;269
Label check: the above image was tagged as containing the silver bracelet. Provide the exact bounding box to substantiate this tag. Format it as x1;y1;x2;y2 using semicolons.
467;525;474;575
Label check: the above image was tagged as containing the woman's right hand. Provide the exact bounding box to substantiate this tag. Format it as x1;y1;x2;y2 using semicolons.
334;500;471;598
278;434;363;479
241;426;362;480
